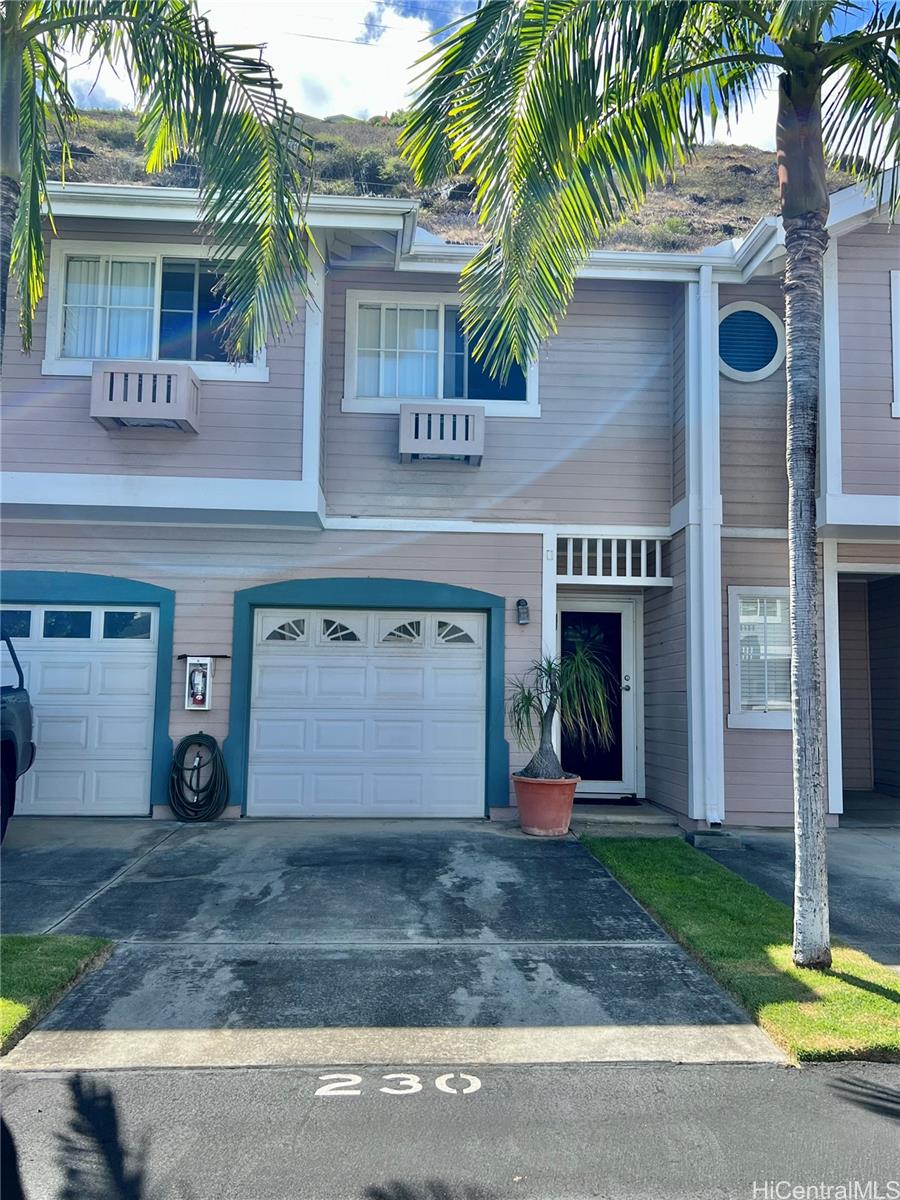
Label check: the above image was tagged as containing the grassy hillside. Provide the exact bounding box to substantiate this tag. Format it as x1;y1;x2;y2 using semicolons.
52;109;851;252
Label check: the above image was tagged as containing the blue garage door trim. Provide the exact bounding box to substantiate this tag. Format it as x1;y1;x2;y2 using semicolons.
0;570;175;813
224;577;509;816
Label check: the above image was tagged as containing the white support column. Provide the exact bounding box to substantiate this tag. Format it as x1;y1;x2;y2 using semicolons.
301;238;327;518
684;266;726;823
822;539;844;814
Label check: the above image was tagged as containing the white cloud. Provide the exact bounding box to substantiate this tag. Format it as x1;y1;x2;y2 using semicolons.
709;81;779;151
65;0;432;119
64;3;778;149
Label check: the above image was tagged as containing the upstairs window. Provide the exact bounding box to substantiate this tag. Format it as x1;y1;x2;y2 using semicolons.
61;255;243;364
727;587;792;729
344;290;538;417
45;240;266;381
159;259;246;363
63;257;156;360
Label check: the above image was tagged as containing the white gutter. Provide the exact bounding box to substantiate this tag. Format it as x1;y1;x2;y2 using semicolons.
44;182;419;243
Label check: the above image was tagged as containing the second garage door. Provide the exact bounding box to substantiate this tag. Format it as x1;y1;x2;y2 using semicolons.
247;609;486;817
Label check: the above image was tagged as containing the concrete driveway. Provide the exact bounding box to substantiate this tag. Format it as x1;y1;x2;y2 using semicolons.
701;827;900;973
0;817;783;1070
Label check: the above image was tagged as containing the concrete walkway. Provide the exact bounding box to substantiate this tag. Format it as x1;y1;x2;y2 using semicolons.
1;817;783;1069
700;826;900;972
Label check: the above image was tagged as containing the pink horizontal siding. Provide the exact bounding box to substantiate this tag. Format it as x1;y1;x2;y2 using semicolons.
720;537;827;824
323;270;676;524
1;219;305;480
1;522;542;789
838;222;900;496
838;580;873;790
643;529;688;815
719;280;788;528
837;542;900;565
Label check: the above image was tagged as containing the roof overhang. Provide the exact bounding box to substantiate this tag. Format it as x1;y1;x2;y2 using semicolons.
44;182;419;252
43;169;893;286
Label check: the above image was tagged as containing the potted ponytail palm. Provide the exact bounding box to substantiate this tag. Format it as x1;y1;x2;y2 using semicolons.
508;646;614;836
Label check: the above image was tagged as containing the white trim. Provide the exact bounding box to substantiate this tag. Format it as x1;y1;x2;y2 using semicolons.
891;270;900;418
2;471;321;523
341;289;540;418
41;238;269;382
817;492;900;533
727;585;793;731
835;561;900;574
684;270;726;823
325;517;669;536
717;300;786;382
555;594;643;797
45;182;418;238
822;540;844;814
820;242;843;496
301;245;326;516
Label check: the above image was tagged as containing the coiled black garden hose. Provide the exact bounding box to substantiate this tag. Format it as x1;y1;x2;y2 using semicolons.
168;732;229;821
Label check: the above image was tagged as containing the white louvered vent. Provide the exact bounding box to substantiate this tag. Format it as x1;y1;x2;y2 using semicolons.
399;403;484;465
89;361;200;432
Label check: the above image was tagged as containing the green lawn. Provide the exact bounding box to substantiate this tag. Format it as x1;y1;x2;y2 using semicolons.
1;935;112;1052
583;836;900;1063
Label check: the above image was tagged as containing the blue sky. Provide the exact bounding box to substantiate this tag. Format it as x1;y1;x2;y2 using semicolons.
70;0;853;150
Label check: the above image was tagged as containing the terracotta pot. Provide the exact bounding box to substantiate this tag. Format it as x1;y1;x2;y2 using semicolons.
512;774;581;837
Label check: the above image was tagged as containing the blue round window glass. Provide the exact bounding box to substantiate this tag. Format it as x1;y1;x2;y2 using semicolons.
719;308;779;375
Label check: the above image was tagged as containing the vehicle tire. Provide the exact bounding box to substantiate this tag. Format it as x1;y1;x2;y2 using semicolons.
1;769;13;843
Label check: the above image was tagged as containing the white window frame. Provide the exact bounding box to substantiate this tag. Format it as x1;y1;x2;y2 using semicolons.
42;239;269;382
342;289;540;417
718;301;786;383
727;585;792;730
891;270;900;418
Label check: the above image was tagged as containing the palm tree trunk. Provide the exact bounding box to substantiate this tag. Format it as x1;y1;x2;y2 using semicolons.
0;13;23;370
777;71;832;969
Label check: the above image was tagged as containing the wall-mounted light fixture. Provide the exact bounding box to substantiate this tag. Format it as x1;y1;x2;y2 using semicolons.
516;599;530;626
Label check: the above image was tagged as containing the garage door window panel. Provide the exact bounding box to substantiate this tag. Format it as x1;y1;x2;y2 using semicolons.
43;610;92;639
102;610;152;639
0;610;31;639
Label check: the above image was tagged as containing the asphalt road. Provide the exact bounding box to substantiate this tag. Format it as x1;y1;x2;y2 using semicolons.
3;1061;898;1200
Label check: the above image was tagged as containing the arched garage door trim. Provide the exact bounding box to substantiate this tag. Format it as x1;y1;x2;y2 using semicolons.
224;577;509;816
0;571;175;812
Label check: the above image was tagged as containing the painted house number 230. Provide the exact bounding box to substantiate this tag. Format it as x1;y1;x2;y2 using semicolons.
314;1072;482;1097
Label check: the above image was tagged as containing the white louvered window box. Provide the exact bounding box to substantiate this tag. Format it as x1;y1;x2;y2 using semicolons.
89;361;201;432
556;536;671;586
399;403;484;465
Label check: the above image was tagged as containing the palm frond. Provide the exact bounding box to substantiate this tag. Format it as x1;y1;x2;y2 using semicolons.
14;1;313;359
10;37;75;350
402;0;777;378
822;28;900;215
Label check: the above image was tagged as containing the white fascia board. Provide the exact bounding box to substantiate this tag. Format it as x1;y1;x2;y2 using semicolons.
817;492;900;534
2;472;322;525
45;182;418;234
400;242;745;283
323;517;670;536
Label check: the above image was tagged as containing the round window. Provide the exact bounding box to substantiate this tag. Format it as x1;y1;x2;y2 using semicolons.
718;302;785;381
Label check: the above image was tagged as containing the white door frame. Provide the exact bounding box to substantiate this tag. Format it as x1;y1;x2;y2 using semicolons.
824;550;900;816
556;594;645;797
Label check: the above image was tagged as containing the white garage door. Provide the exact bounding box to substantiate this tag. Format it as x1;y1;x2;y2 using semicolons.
247;609;486;817
1;605;158;815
